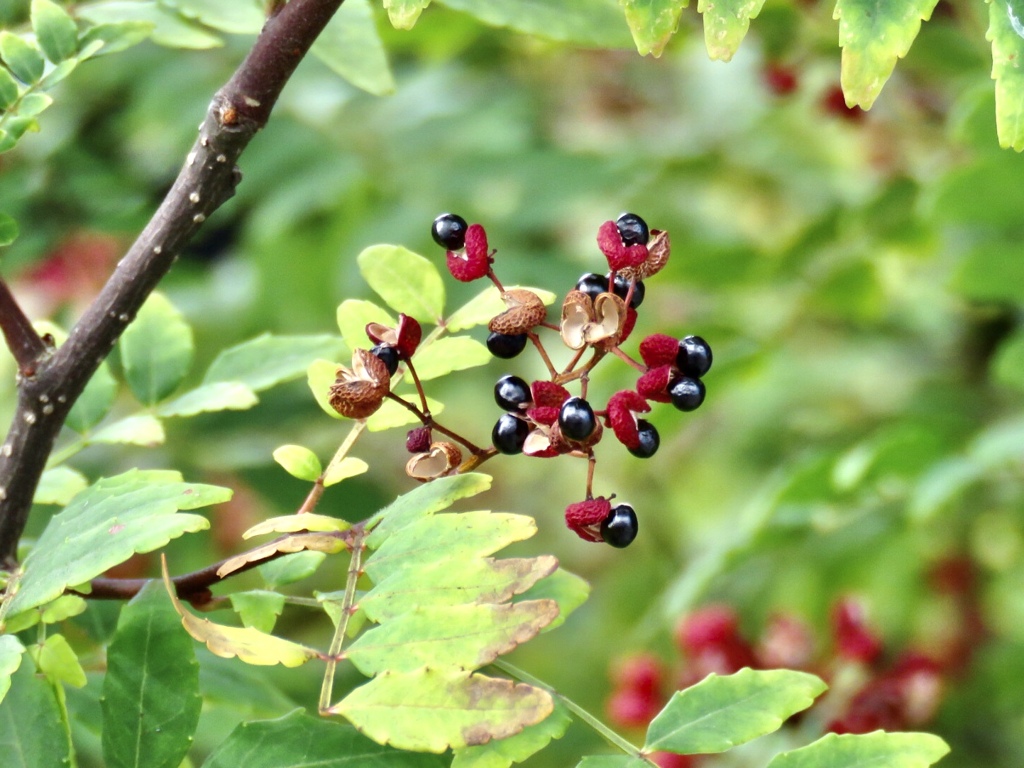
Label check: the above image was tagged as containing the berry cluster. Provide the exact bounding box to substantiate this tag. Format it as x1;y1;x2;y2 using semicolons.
329;211;713;548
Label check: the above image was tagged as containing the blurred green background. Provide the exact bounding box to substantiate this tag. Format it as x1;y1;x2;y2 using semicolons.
3;0;1024;765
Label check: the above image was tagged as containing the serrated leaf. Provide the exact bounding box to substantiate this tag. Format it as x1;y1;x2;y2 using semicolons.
698;0;765;61
335;299;394;353
988;0;1024;150
514;567;589;633
78;1;223;48
0;212;18;246
204;333;346;392
367;472;493;545
453;700;571;768
31;0;78;62
834;0;938;109
243;513;350;539
0;636;25;705
644;668;827;754
357;244;445;324
259;551;326;587
365;394;445;431
7;469;226;615
312;0;395;96
273;444;322;481
332;669;553;752
163;560;319;667
156;381;259;417
165;0;264;33
618;0;687;56
216;533;346;579
361;555;558;622
102;582;201;768
0;32;44;83
66;360;118;433
121;292;195;405
31;633;85;688
364;512;537;583
385;0;431;28
77;20;154;55
323;456;369;486
90;413;166;446
203;708;447;768
345;600;558;675
437;0;632;47
34;466;88;506
412;336;492;380
446;285;557;332
0;661;72;768
766;731;950;768
229;591;286;634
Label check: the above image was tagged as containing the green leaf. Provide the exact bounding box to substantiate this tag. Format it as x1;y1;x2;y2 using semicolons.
366;394;445;431
453;700;571;768
164;0;264;33
308;358;345;419
645;668;827;754
345;600;558;675
446;285;557;332
514;567;590;633
361;555;558;622
311;0;395;96
204;333;345;392
78;1;223;49
31;0;78;62
39;594;86;623
954;241;1024;304
0;67;19;109
31;633;85;688
203;709;447;768
0;662;72;768
766;731;950;768
102;581;201;768
243;514;351;539
121;292;195;405
994;329;1024;391
576;758;650;768
834;0;938;109
77;20;155;55
7;469;227;615
364;512;537;583
357;244;445;324
619;0;688;56
412;336;492;381
323;456;369;486
989;0;1024;150
18;92;51;117
0;636;25;705
0;32;44;83
66;360;118;433
0;212;18;246
336;299;394;353
156;381;258;417
384;0;431;28
273;444;322;481
259;551;327;588
34;466;88;506
90;414;166;446
36;56;76;87
437;0;633;47
332;669;553;752
698;0;765;61
366;472;493;546
229;591;286;634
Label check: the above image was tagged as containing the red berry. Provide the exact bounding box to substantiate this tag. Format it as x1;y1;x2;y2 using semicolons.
763;62;799;96
821;85;865;122
832;597;884;664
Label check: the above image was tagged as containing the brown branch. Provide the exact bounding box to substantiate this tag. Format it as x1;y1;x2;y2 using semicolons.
0;280;47;376
0;0;348;569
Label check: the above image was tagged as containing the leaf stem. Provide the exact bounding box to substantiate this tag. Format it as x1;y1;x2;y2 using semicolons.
300;420;368;513
319;527;365;714
528;331;558;378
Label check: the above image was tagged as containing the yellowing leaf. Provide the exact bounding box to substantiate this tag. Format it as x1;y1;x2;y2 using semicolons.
216;532;347;578
619;0;688;57
698;0;765;61
243;514;351;539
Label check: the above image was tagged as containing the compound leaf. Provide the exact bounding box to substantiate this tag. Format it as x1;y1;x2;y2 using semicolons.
31;0;78;63
331;669;553;753
7;470;226;615
357;244;445;324
412;336;492;381
645;668;827;754
698;0;765;61
101;581;201;768
452;700;571;768
204;333;345;392
366;472;493;545
988;0;1024;150
0;661;71;768
121;292;194;405
766;731;950;768
312;0;395;95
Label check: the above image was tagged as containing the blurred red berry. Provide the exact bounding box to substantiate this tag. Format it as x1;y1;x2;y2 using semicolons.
757;613;815;670
831;597;883;665
820;85;865;122
650;751;698;768
608;687;663;729
762;63;799;96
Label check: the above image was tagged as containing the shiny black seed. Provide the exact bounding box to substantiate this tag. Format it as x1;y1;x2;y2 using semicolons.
627;419;659;458
601;504;638;548
558;396;597;441
669;376;706;412
431;213;469;250
612;274;645;309
676;335;713;378
492;413;530;454
370;344;399;376
616;213;649;246
494;374;531;411
575;272;609;303
486;331;528;359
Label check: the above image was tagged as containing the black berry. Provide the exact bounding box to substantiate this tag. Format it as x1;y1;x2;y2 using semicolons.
575;272;609;303
492;413;529;454
616;213;649;246
558;397;597;442
431;213;469;250
612;274;645;309
627;420;659;458
494;374;531;411
370;344;399;376
487;331;528;359
669;376;706;412
677;335;712;378
601;504;638;548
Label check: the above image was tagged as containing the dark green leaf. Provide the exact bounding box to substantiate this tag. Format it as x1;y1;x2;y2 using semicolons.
203;333;345;392
312;0;395;96
0;32;44;83
0;661;73;768
766;731;950;768
120;292;195;405
953;241;1024;304
31;0;78;62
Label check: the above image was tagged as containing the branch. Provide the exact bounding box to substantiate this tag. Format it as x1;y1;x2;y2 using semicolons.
0;279;47;376
0;0;347;568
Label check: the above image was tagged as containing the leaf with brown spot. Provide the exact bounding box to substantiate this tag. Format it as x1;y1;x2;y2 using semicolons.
242;514;351;539
216;533;347;578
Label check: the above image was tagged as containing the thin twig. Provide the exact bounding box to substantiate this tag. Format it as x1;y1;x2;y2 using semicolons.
0;281;47;376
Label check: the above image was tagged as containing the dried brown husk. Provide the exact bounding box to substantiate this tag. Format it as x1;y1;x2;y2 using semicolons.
405;441;464;481
488;289;547;335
